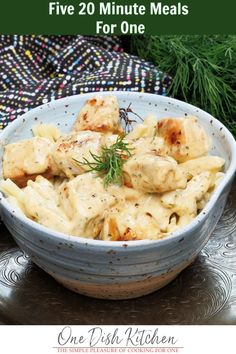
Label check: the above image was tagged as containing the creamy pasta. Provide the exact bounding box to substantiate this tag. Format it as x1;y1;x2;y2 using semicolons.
0;95;225;241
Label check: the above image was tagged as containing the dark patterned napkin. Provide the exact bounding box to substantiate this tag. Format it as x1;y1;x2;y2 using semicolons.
0;35;171;129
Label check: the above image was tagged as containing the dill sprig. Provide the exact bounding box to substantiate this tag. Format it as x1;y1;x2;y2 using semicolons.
74;136;132;187
131;35;236;137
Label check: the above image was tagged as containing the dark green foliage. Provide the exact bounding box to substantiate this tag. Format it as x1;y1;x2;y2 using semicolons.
131;35;236;137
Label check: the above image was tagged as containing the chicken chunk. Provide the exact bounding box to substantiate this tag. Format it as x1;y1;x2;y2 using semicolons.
157;116;211;162
3;137;58;188
73;95;123;134
100;194;172;241
123;153;187;193
52;131;103;178
107;183;143;204
127;136;169;156
58;173;117;238
101;204;161;241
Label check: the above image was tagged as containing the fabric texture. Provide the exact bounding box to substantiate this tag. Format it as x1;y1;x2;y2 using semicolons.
0;35;171;129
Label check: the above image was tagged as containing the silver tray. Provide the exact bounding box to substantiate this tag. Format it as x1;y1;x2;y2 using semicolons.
0;179;235;325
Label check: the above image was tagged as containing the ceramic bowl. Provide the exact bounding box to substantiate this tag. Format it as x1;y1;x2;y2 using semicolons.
0;92;235;300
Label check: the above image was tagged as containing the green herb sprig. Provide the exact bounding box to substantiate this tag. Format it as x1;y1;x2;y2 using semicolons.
74;137;132;187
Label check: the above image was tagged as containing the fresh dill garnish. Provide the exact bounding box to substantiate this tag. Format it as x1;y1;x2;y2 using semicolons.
73;136;132;187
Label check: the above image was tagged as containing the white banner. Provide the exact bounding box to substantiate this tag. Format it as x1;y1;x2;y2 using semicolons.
0;325;234;354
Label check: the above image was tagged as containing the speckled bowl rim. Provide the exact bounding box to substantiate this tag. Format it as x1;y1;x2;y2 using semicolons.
0;91;236;249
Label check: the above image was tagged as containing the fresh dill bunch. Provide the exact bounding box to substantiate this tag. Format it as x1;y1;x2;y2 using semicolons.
74;136;132;187
131;35;236;137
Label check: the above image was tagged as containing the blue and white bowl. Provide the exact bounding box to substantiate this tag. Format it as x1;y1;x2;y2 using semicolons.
0;92;235;299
